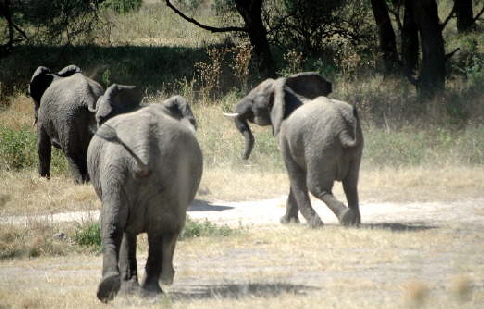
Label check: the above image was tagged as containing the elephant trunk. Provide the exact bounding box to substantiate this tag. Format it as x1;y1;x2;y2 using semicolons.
235;115;254;160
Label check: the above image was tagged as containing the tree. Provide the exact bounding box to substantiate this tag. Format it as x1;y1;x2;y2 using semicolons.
370;0;399;73
401;0;419;78
1;0;104;52
409;0;446;97
0;0;28;56
165;0;275;77
234;0;275;77
455;0;474;32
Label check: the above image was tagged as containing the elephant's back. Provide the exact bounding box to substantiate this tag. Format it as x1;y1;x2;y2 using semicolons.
39;74;101;123
280;98;357;168
93;110;202;217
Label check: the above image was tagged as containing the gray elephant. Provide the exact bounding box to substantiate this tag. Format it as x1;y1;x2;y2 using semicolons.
226;72;363;227
28;64;104;183
87;84;203;302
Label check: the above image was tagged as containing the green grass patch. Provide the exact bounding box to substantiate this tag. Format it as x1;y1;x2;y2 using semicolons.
73;222;101;250
70;217;240;252
0;125;36;171
180;217;238;240
0;125;69;174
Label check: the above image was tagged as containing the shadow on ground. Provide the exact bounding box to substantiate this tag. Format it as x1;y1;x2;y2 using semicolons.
361;222;437;232
189;199;234;212
168;283;320;300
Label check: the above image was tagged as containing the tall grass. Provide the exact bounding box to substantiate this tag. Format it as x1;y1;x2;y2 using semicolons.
0;0;483;207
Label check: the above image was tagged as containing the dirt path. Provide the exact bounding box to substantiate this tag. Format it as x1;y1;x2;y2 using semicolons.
2;197;483;227
1;198;484;308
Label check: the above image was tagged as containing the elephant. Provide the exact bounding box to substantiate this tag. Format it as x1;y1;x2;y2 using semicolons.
87;84;203;303
28;64;104;183
225;72;363;228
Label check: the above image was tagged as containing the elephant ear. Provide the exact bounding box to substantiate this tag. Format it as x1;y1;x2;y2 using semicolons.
96;114;152;178
94;84;143;125
285;72;332;99
56;64;82;77
162;95;197;129
28;66;54;104
270;77;303;136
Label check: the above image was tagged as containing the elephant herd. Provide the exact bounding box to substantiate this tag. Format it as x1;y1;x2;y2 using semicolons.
27;65;363;302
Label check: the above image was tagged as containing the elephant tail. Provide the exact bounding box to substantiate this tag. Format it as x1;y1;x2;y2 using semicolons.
95;124;150;177
339;106;361;148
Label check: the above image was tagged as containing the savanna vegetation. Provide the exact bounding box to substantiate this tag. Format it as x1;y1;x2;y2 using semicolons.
1;0;484;308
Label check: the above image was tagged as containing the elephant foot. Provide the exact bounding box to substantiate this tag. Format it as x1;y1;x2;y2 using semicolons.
338;208;359;226
141;283;163;298
160;270;174;285
119;278;140;295
74;174;89;184
280;215;300;224
97;272;121;303
308;215;324;228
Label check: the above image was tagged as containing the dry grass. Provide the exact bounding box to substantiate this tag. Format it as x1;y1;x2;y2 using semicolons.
2;164;483;216
0;171;98;216
0;94;32;128
95;2;231;47
1;224;483;308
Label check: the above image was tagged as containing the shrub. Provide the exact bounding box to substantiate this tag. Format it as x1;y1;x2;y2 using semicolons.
101;0;142;13
0;125;68;174
0;126;36;171
73;222;101;249
179;217;236;240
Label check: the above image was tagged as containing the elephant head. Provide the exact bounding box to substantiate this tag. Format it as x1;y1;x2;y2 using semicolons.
95;93;196;179
28;65;83;123
90;84;143;126
161;95;197;132
225;72;332;160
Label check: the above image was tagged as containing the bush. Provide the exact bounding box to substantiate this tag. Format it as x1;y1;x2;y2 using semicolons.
0;126;36;171
101;0;142;13
73;222;101;249
180;217;236;240
0;125;69;174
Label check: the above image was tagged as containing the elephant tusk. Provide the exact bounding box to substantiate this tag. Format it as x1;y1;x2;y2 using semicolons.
223;112;239;118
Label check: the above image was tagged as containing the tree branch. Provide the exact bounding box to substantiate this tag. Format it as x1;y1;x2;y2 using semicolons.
165;0;247;33
12;23;29;41
441;2;456;30
445;47;460;61
473;5;484;23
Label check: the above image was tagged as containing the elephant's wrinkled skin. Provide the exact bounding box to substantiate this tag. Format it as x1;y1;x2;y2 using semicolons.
87;84;203;302
227;72;363;227
28;65;103;183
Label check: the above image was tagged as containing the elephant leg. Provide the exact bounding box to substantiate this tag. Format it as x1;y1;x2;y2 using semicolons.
141;233;163;296
97;195;127;303
280;188;299;224
119;232;139;295
65;150;89;184
283;152;322;228
342;160;361;226
309;176;355;226
37;127;51;179
160;233;178;285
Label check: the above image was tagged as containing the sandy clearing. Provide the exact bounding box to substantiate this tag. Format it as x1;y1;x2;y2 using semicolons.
1;197;483;227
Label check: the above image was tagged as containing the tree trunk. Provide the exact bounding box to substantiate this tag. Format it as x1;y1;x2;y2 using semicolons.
234;0;276;77
455;0;474;33
0;0;14;49
410;0;446;97
401;0;419;78
370;0;399;73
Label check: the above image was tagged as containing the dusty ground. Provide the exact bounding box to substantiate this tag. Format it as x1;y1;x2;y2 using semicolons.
1;197;484;308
